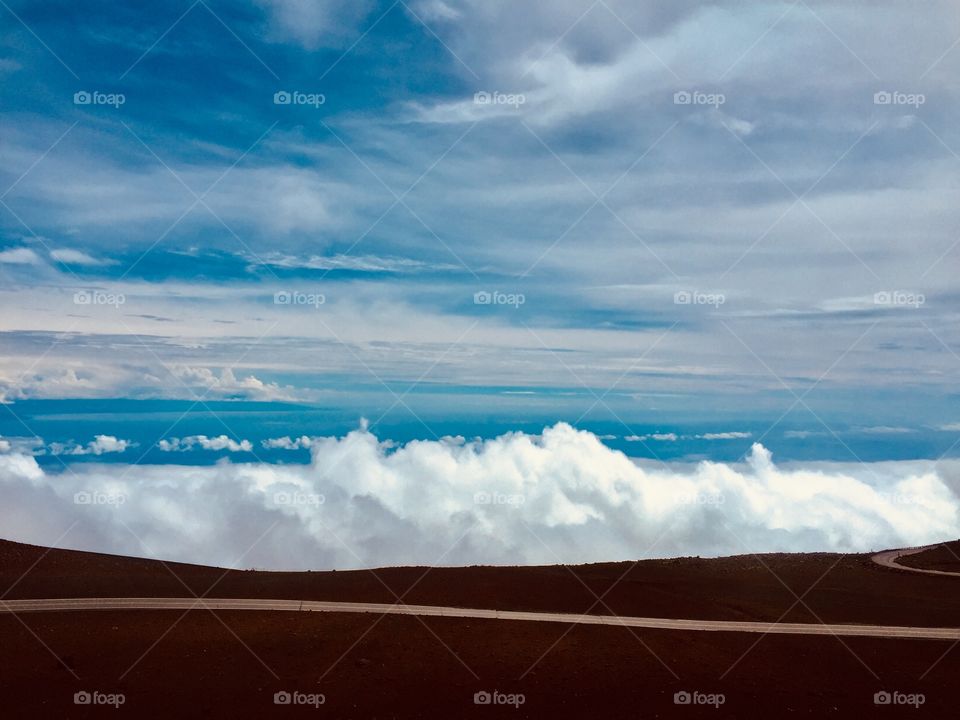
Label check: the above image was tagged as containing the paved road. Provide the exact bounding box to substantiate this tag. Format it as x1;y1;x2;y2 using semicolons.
872;545;960;577
2;597;959;640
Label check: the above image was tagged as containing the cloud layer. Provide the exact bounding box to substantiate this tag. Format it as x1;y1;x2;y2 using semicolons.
1;423;956;570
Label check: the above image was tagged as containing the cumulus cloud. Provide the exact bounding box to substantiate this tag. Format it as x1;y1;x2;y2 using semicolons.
0;436;44;455
171;367;300;402
48;435;136;456
262;436;314;450
0;365;140;404
1;424;956;570
158;435;253;453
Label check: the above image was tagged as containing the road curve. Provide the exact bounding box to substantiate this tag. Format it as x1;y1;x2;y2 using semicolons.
872;545;960;578
2;597;959;641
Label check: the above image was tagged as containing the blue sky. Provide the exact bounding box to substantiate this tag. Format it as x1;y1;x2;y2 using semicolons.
2;0;960;464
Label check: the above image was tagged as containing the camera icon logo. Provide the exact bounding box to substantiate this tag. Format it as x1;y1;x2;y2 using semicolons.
874;691;892;705
874;91;892;105
274;291;292;305
274;91;292;105
73;290;92;305
474;91;491;105
74;691;92;705
474;691;492;705
674;690;692;705
674;290;691;304
274;691;292;705
74;491;92;505
73;91;92;105
673;91;692;105
873;291;891;305
474;291;492;305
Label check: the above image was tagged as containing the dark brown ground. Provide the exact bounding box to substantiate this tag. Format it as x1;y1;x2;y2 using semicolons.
1;538;958;718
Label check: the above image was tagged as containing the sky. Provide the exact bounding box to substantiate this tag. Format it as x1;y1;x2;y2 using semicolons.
1;0;959;566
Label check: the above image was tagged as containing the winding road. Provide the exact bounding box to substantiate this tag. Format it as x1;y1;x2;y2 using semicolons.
871;544;960;578
3;593;960;641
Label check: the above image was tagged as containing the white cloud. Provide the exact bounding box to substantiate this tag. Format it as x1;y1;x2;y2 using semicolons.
0;436;44;454
255;0;375;49
625;433;678;442
171;367;300;402
263;436;314;450
939;423;960;432
0;367;111;403
88;435;134;454
626;431;751;441
158;435;253;453
50;248;115;266
48;435;136;456
258;252;459;273
0;247;43;265
857;426;916;435
3;423;954;570
414;0;460;22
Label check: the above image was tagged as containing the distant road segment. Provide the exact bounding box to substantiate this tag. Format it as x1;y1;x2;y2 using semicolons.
872;545;960;578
